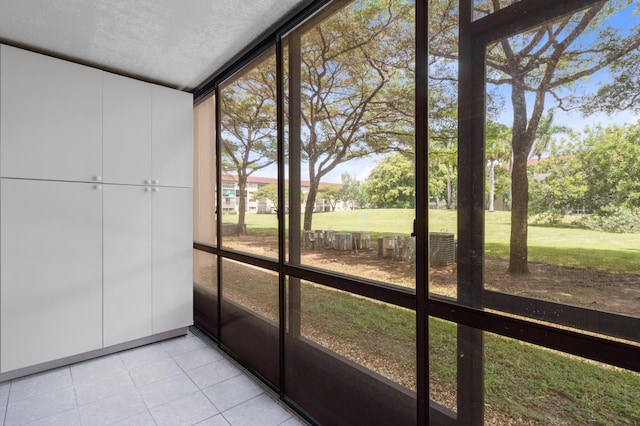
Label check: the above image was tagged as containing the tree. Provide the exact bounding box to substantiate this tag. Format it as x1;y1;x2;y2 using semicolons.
486;121;512;212
220;55;278;234
316;185;342;212
353;183;370;210
482;0;640;273
428;42;459;210
340;173;366;209
296;0;415;230
582;49;640;114
577;122;640;212
428;162;453;208
530;110;571;161
528;155;587;221
529;121;640;219
430;137;458;209
431;0;640;273
251;183;282;212
366;153;415;208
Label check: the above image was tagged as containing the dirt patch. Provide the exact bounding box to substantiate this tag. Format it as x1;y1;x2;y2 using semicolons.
224;234;640;317
432;259;640;317
219;234;639;425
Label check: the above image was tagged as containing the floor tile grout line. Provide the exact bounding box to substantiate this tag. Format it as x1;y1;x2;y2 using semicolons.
68;364;81;426
124;362;155;424
121;341;172;372
185;330;309;425
200;372;264;412
72;349;152;425
72;356;139;410
115;404;158;426
3;381;10;426
166;338;225;417
276;416;296;426
173;332;287;420
5;367;72;420
2;332;306;426
132;341;207;417
128;357;184;389
3;384;77;426
218;411;232;426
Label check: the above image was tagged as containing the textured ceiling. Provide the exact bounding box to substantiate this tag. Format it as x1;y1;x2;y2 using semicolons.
0;0;306;91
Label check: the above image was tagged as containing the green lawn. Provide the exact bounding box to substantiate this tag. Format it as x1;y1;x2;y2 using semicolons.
206;260;640;425
214;209;640;424
238;209;640;275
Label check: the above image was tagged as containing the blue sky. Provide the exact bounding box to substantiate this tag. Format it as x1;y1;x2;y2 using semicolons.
252;1;640;184
494;2;640;132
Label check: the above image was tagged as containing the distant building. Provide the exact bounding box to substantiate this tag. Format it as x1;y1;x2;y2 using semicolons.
220;175;345;214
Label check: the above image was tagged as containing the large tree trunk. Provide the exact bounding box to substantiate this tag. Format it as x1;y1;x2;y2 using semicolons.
507;76;535;274
507;156;513;210
488;160;496;212
303;183;319;231
237;177;247;235
508;152;529;274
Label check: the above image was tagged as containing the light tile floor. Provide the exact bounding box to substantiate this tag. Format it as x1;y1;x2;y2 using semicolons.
0;328;307;426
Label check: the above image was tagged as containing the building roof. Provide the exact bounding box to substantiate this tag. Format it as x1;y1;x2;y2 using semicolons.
221;174;340;188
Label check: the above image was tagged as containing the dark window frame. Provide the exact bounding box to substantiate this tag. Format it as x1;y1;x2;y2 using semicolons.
192;0;640;425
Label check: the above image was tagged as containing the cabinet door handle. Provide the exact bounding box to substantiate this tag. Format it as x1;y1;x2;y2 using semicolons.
94;185;102;190
145;187;152;192
152;187;160;193
94;176;102;182
152;180;159;185
145;179;152;185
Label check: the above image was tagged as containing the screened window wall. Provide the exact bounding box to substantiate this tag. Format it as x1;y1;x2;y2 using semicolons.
193;0;640;425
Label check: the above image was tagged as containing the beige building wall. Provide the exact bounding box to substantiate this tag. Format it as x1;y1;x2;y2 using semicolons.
193;96;217;245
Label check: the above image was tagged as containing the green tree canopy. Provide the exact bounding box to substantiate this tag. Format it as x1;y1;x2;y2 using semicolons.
221;54;277;234
529;156;588;221
577;122;640;211
251;183;282;211
366;153;415;208
295;0;415;230
429;0;640;273
316;185;342;212
489;1;640;273
530;110;571;161
582;46;640;115
340;173;367;209
529;120;640;220
486;120;512;211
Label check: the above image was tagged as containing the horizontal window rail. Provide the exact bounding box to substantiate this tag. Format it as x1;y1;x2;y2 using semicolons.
428;297;640;373
196;242;640;372
194;243;416;309
470;0;602;43
484;289;640;344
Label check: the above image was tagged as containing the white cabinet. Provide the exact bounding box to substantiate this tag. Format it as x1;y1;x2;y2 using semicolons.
152;186;193;333
1;179;103;372
152;85;194;188
103;185;153;347
0;45;193;376
103;76;193;188
0;45;102;182
103;73;152;185
104;185;193;344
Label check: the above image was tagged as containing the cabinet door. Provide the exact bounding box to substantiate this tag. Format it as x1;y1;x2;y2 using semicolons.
151;85;193;188
103;73;152;185
1;179;103;372
0;45;102;182
103;185;153;346
152;186;193;333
